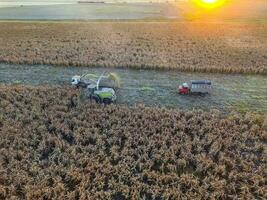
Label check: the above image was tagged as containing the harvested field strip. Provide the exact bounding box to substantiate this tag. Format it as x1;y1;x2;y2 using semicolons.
1;63;267;113
0;85;266;199
0;22;266;74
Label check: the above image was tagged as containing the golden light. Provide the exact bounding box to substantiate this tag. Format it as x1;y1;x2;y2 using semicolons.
193;0;226;9
203;0;217;3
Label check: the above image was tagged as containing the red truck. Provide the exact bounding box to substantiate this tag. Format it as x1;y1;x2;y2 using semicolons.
178;80;212;95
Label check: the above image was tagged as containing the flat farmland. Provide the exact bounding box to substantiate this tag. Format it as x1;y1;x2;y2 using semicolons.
0;21;267;74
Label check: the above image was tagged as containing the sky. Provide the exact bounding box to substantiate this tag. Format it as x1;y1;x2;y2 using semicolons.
0;0;179;6
0;0;176;2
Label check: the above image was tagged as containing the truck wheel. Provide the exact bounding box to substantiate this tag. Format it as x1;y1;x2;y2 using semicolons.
103;98;112;105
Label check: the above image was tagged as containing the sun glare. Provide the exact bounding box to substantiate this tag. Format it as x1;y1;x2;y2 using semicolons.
203;0;217;3
193;0;226;9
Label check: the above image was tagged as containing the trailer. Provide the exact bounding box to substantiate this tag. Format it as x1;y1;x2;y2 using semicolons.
178;80;212;95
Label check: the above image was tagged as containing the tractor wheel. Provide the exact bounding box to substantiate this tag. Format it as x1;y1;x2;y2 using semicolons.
91;95;101;104
103;98;112;105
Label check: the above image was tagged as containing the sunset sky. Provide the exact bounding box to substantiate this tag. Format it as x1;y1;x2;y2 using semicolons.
1;0;175;2
0;0;180;3
0;0;179;7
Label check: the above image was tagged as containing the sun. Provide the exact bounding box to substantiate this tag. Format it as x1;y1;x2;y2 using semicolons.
203;0;217;3
193;0;226;9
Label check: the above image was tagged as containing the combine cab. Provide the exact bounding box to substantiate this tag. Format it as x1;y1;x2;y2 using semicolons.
178;80;212;95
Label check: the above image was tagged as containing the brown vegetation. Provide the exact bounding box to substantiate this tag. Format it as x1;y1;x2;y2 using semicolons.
0;21;266;74
0;85;266;199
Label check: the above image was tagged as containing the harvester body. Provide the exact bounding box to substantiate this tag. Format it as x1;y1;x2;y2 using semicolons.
71;72;119;104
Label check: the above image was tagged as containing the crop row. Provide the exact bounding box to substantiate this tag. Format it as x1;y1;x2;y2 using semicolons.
0;85;266;199
0;22;266;74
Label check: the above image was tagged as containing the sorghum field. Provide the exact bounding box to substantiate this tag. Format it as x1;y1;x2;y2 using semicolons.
0;21;267;74
0;85;266;199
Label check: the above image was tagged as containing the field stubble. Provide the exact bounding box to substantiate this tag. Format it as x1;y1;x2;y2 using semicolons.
0;22;267;74
0;85;266;199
